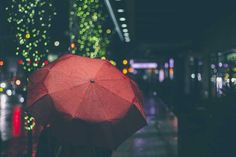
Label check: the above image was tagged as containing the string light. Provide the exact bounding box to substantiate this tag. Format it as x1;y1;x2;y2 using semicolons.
70;42;76;49
121;24;127;28
25;33;31;39
122;68;128;74
15;80;21;86
24;115;36;131
123;59;128;65
6;0;56;72
69;0;112;58
110;60;116;66
18;59;23;65
0;83;6;88
119;17;126;21
101;56;106;60
54;41;60;47
106;29;112;34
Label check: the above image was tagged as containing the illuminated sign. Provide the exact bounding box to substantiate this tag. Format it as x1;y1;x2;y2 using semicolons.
131;63;158;69
226;52;236;61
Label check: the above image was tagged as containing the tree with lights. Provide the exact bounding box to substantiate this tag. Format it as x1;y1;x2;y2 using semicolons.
6;1;56;155
69;0;112;58
6;0;56;72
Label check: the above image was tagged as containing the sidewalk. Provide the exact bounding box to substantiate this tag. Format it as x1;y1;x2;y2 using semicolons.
112;96;178;157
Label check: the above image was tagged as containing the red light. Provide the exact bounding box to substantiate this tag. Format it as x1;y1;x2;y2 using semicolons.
12;76;17;81
0;60;4;66
44;60;49;65
12;106;22;137
18;59;23;65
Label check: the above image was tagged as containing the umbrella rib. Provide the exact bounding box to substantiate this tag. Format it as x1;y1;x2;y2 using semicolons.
47;82;90;118
74;83;92;117
94;61;125;82
76;66;90;78
92;85;110;120
94;62;107;79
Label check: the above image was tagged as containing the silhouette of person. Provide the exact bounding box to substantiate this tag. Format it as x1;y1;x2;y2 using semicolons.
36;127;112;157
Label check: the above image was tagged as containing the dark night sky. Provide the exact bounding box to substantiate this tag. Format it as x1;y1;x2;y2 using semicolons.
134;1;236;43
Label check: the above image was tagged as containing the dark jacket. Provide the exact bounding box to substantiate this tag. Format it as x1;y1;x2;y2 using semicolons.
36;127;112;157
36;127;58;157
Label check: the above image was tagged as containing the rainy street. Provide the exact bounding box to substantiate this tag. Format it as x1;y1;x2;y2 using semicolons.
1;1;236;157
0;93;178;157
112;95;178;157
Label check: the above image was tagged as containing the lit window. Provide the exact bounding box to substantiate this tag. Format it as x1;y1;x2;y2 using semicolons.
118;9;124;13
119;17;126;21
121;24;127;28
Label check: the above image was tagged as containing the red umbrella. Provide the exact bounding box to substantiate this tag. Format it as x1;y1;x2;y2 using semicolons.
27;54;146;149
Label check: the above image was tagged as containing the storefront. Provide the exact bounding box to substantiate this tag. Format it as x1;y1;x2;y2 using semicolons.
209;49;236;97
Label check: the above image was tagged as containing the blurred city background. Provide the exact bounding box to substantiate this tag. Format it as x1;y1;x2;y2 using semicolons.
1;1;236;157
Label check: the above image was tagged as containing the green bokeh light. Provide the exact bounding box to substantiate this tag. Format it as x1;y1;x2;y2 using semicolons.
69;0;112;58
6;0;56;72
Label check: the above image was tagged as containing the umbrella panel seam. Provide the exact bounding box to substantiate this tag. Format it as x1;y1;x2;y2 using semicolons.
74;83;93;118
92;85;112;120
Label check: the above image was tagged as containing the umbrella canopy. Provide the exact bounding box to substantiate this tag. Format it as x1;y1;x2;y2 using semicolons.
27;54;146;149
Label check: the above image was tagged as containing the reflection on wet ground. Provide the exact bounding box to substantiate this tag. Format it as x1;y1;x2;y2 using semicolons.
112;95;178;157
0;94;13;142
0;94;177;157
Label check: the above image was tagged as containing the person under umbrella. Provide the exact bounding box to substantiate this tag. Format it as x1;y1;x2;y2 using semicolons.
27;54;146;157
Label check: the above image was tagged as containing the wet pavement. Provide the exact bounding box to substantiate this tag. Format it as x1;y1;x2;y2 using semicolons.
112;95;178;157
0;94;177;157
